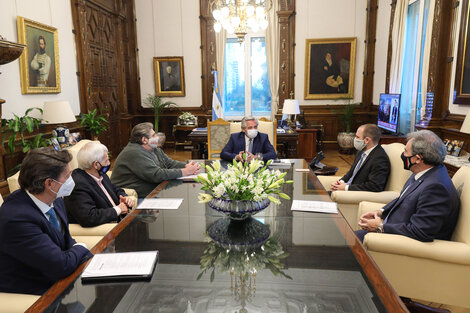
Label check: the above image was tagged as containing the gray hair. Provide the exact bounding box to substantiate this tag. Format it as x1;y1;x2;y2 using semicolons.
77;142;108;170
241;116;258;129
407;130;446;166
130;122;153;144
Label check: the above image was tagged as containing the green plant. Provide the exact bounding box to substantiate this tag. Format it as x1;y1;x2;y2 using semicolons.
79;109;108;137
334;98;359;133
144;94;177;132
1;107;50;156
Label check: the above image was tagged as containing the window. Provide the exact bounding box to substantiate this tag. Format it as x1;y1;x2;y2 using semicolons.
223;34;271;119
399;0;430;134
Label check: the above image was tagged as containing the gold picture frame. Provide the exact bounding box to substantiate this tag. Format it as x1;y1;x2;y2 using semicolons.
304;37;356;100
17;17;60;94
153;56;185;97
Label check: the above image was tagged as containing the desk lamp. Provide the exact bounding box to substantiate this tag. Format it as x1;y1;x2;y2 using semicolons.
282;99;300;134
42;100;76;146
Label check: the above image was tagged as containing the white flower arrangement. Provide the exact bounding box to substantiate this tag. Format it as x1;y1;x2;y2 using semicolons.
178;111;196;124
195;158;292;204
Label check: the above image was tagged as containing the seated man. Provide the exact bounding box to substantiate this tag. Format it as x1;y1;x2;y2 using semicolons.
221;116;276;162
111;122;200;197
331;124;390;192
64;142;134;227
0;148;92;295
356;130;460;242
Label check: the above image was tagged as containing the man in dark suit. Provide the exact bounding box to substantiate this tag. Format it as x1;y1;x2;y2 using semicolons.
221;116;276;162
0;148;92;295
356;130;460;242
331;124;390;192
64;142;134;227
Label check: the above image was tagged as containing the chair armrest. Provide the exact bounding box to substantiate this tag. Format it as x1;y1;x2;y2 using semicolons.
123;188;138;210
357;201;387;222
73;235;103;250
0;293;40;313
316;175;341;191
69;223;116;236
332;190;399;204
364;233;470;266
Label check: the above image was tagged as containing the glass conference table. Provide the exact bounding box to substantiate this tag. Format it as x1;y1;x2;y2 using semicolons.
26;160;407;313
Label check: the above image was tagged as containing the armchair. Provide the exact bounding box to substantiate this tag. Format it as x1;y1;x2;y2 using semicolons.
207;118;231;159
317;143;411;229
360;166;470;308
230;119;277;151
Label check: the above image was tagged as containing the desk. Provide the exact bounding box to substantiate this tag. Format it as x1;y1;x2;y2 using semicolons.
172;125;197;149
296;128;319;159
27;160;407;313
188;131;299;159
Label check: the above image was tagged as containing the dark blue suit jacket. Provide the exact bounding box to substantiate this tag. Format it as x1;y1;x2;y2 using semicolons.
0;190;92;295
220;132;276;162
381;165;460;242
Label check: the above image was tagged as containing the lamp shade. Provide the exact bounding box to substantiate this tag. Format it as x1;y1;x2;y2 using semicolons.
461;110;470;134
42;100;76;124
282;99;300;115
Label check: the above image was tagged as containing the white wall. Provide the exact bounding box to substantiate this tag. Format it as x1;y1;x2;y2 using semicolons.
0;0;80;119
136;0;202;108
295;0;367;106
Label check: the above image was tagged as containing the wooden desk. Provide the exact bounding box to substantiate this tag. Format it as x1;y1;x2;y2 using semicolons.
27;160;407;313
172;125;196;149
296;128;319;159
188;131;299;159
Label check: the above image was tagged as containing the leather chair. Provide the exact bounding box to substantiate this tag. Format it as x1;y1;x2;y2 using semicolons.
317;143;411;229
230;118;277;151
207;118;231;159
358;166;470;308
0;293;40;313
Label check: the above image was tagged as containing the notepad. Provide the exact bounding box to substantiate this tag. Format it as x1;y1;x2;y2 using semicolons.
291;200;338;214
81;251;158;283
137;198;183;210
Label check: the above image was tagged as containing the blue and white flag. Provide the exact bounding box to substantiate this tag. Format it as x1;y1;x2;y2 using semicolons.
212;71;223;120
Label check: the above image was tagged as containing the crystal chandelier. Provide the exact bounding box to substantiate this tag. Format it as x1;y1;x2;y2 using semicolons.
210;0;272;43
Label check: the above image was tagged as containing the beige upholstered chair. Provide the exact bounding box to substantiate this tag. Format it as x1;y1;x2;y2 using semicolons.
0;293;40;313
207;118;231;159
317;143;411;229
359;166;470;308
230;119;277;151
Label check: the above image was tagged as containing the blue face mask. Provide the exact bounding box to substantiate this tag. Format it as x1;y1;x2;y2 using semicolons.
98;162;110;175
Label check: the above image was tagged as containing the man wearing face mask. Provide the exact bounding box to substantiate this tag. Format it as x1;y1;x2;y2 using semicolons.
64;142;134;227
331;124;390;192
0;148;92;295
111;122;201;197
221;116;276;163
356;130;460;242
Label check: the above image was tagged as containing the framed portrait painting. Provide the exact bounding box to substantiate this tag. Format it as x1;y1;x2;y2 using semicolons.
454;0;470;104
17;17;60;94
304;37;356;100
153;56;185;97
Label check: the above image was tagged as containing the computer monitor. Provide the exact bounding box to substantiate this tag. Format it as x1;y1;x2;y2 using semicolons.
377;93;400;134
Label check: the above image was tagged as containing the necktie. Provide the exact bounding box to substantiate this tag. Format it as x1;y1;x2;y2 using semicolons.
46;207;60;231
248;138;253;153
346;152;365;185
384;175;416;223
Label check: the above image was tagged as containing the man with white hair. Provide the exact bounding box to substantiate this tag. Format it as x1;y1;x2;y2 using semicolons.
64;142;134;227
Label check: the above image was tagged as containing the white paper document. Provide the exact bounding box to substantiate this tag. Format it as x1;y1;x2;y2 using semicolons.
82;251;158;278
269;159;292;166
177;173;208;180
137;198;183;210
291;200;338;214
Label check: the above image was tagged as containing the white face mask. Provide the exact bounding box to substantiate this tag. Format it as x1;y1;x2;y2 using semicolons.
246;129;258;139
50;176;75;198
354;138;367;151
148;137;160;149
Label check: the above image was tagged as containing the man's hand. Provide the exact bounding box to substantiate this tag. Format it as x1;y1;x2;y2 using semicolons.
331;180;347;191
118;202;129;215
245;151;255;162
358;210;383;232
182;161;201;176
235;151;244;161
120;195;134;208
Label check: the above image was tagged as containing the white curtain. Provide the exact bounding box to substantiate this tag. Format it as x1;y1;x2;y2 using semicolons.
215;29;227;103
389;0;409;93
265;0;280;120
419;0;435;121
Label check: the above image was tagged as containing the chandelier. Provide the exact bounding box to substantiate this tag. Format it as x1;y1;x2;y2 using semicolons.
210;0;273;43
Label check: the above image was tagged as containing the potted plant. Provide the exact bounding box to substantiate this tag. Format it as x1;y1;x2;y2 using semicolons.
144;94;178;147
335;99;359;153
178;111;197;125
79;109;108;140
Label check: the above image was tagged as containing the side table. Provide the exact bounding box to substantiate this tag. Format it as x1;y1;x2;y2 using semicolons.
173;125;197;150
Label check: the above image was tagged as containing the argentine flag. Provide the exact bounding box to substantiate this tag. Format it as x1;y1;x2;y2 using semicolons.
212;71;223;120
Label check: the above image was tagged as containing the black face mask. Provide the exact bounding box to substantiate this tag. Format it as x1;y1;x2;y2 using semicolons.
98;162;110;175
401;152;416;170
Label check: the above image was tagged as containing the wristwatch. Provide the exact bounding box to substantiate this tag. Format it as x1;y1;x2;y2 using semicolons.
376;222;384;233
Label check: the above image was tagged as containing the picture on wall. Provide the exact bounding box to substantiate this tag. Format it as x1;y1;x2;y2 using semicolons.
454;0;470;104
304;37;356;100
153;56;185;97
17;17;61;94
